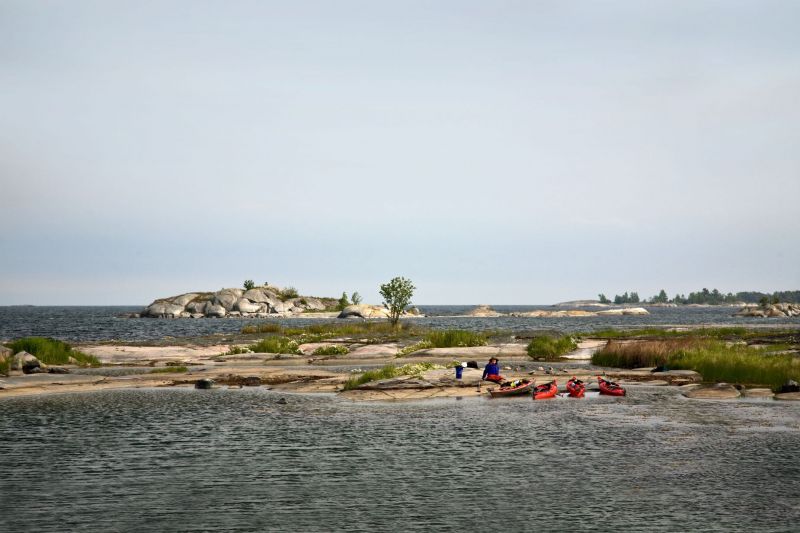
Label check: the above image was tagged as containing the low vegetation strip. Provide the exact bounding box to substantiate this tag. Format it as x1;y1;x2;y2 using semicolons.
241;321;417;342
343;362;442;390
151;366;188;373
526;336;577;358
593;339;800;390
424;330;488;348
6;337;100;366
586;327;798;340
248;337;301;354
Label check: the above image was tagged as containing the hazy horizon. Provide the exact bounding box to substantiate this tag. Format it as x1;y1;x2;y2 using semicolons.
2;1;799;305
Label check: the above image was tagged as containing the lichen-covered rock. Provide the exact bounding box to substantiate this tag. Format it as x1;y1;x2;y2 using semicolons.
271;301;292;314
243;288;282;307
734;303;800;318
11;351;41;373
171;293;199;307
301;298;326;311
186;300;209;314
596;307;650;316
213;288;243;310
205;304;227;318
466;305;501;317
683;383;741;399
338;304;391;319
145;302;185;318
236;298;261;314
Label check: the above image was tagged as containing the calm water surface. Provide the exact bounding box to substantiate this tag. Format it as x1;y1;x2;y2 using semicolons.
1;305;795;342
1;387;799;532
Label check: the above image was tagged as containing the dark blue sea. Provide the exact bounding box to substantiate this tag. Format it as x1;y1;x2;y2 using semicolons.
1;305;795;343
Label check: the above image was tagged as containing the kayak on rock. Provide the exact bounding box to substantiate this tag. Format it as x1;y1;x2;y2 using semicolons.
533;380;558;400
488;379;534;398
566;377;585;398
598;376;626;396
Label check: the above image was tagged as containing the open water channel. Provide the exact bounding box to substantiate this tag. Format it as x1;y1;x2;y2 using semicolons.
1;386;799;532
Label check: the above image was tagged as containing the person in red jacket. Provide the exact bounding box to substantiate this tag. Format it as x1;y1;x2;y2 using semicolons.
482;357;504;383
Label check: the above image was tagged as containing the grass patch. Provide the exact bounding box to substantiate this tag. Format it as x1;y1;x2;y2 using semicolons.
311;345;350;356
248;337;301;354
241;321;418;341
592;339;800;390
526;336;578;358
221;345;252;356
397;340;434;356
7;337;100;367
342;362;442;390
589;327;773;340
424;330;488;348
151;366;188;373
0;356;9;376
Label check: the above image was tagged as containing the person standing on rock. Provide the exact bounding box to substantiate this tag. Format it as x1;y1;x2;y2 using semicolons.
482;357;504;384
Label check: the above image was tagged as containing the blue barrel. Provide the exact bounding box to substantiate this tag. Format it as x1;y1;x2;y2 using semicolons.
455;366;463;379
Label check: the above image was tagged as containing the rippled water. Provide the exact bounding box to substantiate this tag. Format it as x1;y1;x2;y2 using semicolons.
1;388;799;532
1;305;794;342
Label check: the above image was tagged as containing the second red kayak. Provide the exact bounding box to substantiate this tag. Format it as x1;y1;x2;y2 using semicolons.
598;376;626;396
566;377;585;398
533;380;558;400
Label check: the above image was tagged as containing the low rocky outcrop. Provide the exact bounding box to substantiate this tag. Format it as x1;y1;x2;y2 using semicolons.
734;303;800;318
683;383;741;399
596;307;650;316
466;305;502;317
509;307;649;318
11;351;42;374
337;304;391;319
141;287;337;319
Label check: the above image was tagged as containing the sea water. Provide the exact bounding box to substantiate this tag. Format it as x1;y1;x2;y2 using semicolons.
1;387;798;532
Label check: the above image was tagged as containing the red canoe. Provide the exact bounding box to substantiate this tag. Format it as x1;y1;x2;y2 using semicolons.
533;380;558;400
598;376;626;396
488;379;534;398
566;377;585;398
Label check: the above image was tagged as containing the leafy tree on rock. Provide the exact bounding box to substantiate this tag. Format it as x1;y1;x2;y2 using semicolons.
379;276;416;326
598;294;610;304
351;292;362;305
243;279;255;290
337;292;350;311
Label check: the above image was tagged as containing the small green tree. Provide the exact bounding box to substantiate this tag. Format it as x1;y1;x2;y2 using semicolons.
759;296;770;308
337;292;350;311
351;291;362;305
243;279;255;290
598;294;610;304
379;276;415;326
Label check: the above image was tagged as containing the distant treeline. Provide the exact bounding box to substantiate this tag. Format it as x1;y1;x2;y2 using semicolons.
597;289;800;305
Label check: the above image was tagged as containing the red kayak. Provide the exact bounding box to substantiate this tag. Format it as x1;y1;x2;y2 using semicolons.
598;376;626;396
488;379;534;398
532;380;558;400
566;377;585;398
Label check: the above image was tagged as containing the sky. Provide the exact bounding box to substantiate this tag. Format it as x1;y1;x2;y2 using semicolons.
1;0;798;305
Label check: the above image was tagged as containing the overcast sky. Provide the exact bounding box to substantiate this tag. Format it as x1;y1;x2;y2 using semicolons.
1;1;798;305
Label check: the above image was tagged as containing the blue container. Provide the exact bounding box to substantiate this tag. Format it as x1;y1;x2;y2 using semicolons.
455;366;463;379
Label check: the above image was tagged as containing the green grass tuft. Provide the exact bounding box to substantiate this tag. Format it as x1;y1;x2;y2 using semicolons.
248;337;301;354
424;330;488;348
311;345;350;356
526;336;578;358
7;337;100;367
0;356;9;376
342;362;442;390
397;340;434;356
